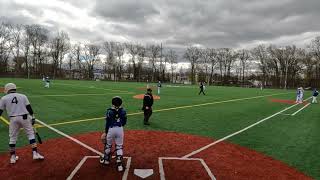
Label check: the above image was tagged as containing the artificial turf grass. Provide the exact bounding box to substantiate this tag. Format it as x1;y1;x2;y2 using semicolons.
0;78;318;179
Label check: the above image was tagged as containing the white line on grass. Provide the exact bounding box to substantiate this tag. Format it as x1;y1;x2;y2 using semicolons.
36;119;103;156
29;92;132;97
182;97;312;158
280;113;293;116
35;92;292;128
291;103;311;116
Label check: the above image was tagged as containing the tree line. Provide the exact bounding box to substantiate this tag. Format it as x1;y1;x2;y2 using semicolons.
1;22;320;88
0;22;179;83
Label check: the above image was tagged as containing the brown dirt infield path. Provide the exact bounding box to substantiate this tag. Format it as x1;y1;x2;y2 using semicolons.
133;94;160;100
270;98;308;105
0;130;312;180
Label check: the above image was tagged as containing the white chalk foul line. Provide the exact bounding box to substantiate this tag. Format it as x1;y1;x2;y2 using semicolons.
182;97;312;158
66;156;132;180
158;157;216;180
36;119;103;156
291;103;311;116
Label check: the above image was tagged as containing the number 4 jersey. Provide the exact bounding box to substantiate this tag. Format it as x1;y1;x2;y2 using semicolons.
0;93;31;117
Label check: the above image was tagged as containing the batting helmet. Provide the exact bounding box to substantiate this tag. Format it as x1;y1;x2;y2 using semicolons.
112;96;122;107
4;83;17;94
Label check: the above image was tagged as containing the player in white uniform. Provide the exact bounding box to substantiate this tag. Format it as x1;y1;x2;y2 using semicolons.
157;81;161;94
296;87;304;103
0;83;44;164
44;76;50;88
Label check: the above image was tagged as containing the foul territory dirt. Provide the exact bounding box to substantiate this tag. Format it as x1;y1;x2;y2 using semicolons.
0;130;312;180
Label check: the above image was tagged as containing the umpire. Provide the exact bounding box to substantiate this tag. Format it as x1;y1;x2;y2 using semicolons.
142;88;154;125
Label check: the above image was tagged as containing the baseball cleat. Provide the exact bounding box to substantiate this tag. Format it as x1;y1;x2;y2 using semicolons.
99;155;110;165
10;155;19;164
33;152;44;160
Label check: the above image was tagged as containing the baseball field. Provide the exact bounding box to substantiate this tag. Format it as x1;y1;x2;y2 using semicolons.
0;78;319;180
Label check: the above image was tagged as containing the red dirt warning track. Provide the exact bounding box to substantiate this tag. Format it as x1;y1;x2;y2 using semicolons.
0;130;311;180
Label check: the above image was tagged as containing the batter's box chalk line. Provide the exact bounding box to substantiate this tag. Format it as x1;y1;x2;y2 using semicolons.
67;156;132;180
158;157;216;180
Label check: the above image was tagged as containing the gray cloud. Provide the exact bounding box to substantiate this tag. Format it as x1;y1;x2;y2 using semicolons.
1;0;320;54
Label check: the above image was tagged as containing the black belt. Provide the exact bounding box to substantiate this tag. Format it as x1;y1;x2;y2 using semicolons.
109;125;122;128
10;114;28;119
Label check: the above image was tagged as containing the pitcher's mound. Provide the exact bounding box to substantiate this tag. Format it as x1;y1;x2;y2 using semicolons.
133;94;160;100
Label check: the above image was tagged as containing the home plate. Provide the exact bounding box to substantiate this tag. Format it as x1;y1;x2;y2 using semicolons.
134;169;154;178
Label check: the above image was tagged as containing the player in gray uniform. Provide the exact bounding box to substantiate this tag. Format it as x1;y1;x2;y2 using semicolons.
100;96;127;172
0;83;44;164
44;76;50;88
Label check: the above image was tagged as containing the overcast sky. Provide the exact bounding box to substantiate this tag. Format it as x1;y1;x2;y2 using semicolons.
1;0;320;51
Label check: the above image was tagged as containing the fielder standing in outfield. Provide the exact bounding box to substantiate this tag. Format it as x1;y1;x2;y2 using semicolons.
312;88;319;104
199;82;206;95
142;88;154;125
0;83;44;164
100;96;127;172
157;81;162;95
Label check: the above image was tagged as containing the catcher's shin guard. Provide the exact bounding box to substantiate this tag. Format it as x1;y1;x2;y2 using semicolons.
99;144;112;165
116;155;124;172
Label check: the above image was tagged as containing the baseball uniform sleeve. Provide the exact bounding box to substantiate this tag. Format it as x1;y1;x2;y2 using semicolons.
24;95;30;105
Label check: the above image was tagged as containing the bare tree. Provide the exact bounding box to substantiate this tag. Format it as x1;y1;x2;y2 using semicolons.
70;43;83;77
200;48;210;83
11;24;23;63
114;42;125;80
302;48;316;87
148;44;161;82
49;31;68;78
166;49;178;83
83;44;100;79
252;45;270;87
207;48;217;85
126;42;140;81
0;22;14;73
309;36;320;79
184;46;201;84
238;49;251;85
102;41;117;80
25;24;49;76
137;45;147;81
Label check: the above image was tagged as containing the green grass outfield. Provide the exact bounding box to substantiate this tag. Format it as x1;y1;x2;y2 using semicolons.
0;78;319;179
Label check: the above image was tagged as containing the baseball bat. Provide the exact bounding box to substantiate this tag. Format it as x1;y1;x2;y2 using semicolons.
33;126;42;144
